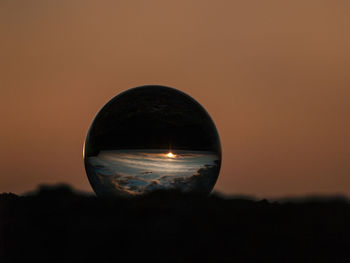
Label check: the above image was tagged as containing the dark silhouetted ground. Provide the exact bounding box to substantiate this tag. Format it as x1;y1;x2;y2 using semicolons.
1;185;350;262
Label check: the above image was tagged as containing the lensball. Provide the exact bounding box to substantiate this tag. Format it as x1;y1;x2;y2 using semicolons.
84;85;221;197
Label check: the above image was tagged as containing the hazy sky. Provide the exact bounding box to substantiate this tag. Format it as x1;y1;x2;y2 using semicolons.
1;0;350;197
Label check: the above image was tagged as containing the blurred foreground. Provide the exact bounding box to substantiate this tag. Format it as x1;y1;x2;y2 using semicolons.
1;185;350;262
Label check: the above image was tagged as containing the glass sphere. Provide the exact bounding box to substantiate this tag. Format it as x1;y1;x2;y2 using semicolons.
84;85;221;197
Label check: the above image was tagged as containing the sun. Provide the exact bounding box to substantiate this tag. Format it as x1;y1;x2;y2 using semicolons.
166;152;176;158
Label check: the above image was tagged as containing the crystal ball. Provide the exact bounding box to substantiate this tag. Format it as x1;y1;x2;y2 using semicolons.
84;85;221;197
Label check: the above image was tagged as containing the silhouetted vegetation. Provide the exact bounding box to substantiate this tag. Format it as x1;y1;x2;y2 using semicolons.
1;185;350;262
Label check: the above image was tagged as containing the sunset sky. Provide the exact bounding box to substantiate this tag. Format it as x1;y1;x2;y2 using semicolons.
1;0;350;198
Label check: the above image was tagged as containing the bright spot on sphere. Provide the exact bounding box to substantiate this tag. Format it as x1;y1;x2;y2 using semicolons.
167;152;175;158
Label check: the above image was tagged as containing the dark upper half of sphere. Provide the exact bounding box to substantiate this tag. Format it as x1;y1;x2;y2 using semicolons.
85;86;221;156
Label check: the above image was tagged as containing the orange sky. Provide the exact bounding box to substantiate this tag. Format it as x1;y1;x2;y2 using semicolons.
1;0;350;198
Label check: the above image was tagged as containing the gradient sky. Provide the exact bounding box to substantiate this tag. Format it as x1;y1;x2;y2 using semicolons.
1;0;350;198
